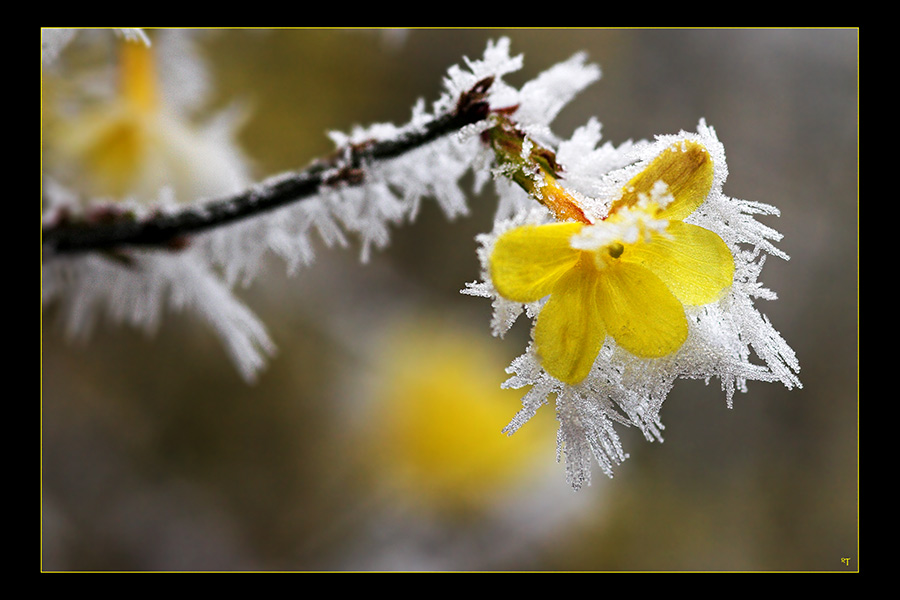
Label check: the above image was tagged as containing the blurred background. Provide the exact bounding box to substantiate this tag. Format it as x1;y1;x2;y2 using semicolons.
41;28;858;571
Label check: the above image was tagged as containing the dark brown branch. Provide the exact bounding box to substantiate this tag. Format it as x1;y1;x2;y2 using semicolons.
42;79;494;256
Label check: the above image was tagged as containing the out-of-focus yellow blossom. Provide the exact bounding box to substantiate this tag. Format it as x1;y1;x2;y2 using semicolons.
490;141;734;384
52;38;249;203
362;319;555;514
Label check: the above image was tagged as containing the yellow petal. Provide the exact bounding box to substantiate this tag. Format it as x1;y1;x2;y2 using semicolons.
120;40;159;113
490;222;583;303
611;140;714;222
60;108;148;198
596;261;688;358
534;258;606;384
620;220;734;306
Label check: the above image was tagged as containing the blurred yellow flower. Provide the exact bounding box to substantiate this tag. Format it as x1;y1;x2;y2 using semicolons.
52;37;250;203
490;141;734;384
363;319;554;514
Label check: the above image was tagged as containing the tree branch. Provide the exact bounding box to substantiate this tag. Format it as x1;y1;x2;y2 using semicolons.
42;78;494;256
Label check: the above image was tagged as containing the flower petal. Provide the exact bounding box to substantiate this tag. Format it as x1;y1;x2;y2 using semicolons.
611;140;714;221
534;259;606;384
620;220;734;306
596;261;688;358
490;222;583;303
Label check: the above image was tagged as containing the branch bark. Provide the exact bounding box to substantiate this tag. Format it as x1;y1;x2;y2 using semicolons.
42;79;494;256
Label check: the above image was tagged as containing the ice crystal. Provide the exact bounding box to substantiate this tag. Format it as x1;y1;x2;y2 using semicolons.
41;246;275;383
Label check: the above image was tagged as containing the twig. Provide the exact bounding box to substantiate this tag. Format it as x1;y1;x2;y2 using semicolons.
42;78;494;256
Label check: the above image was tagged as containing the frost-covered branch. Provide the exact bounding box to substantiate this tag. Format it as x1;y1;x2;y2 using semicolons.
42;35;592;384
41;78;493;256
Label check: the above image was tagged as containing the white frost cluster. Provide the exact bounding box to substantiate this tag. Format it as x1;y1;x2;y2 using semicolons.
570;182;673;252
464;121;801;488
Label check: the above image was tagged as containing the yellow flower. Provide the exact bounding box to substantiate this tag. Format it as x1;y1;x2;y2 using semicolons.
52;38;249;203
490;141;734;384
361;319;554;514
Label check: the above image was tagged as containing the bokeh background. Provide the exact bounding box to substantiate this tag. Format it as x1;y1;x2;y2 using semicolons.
41;28;858;571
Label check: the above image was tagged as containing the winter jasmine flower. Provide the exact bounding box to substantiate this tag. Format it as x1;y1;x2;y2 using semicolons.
467;121;799;487
359;319;555;513
490;140;734;384
52;34;250;204
341;319;592;571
